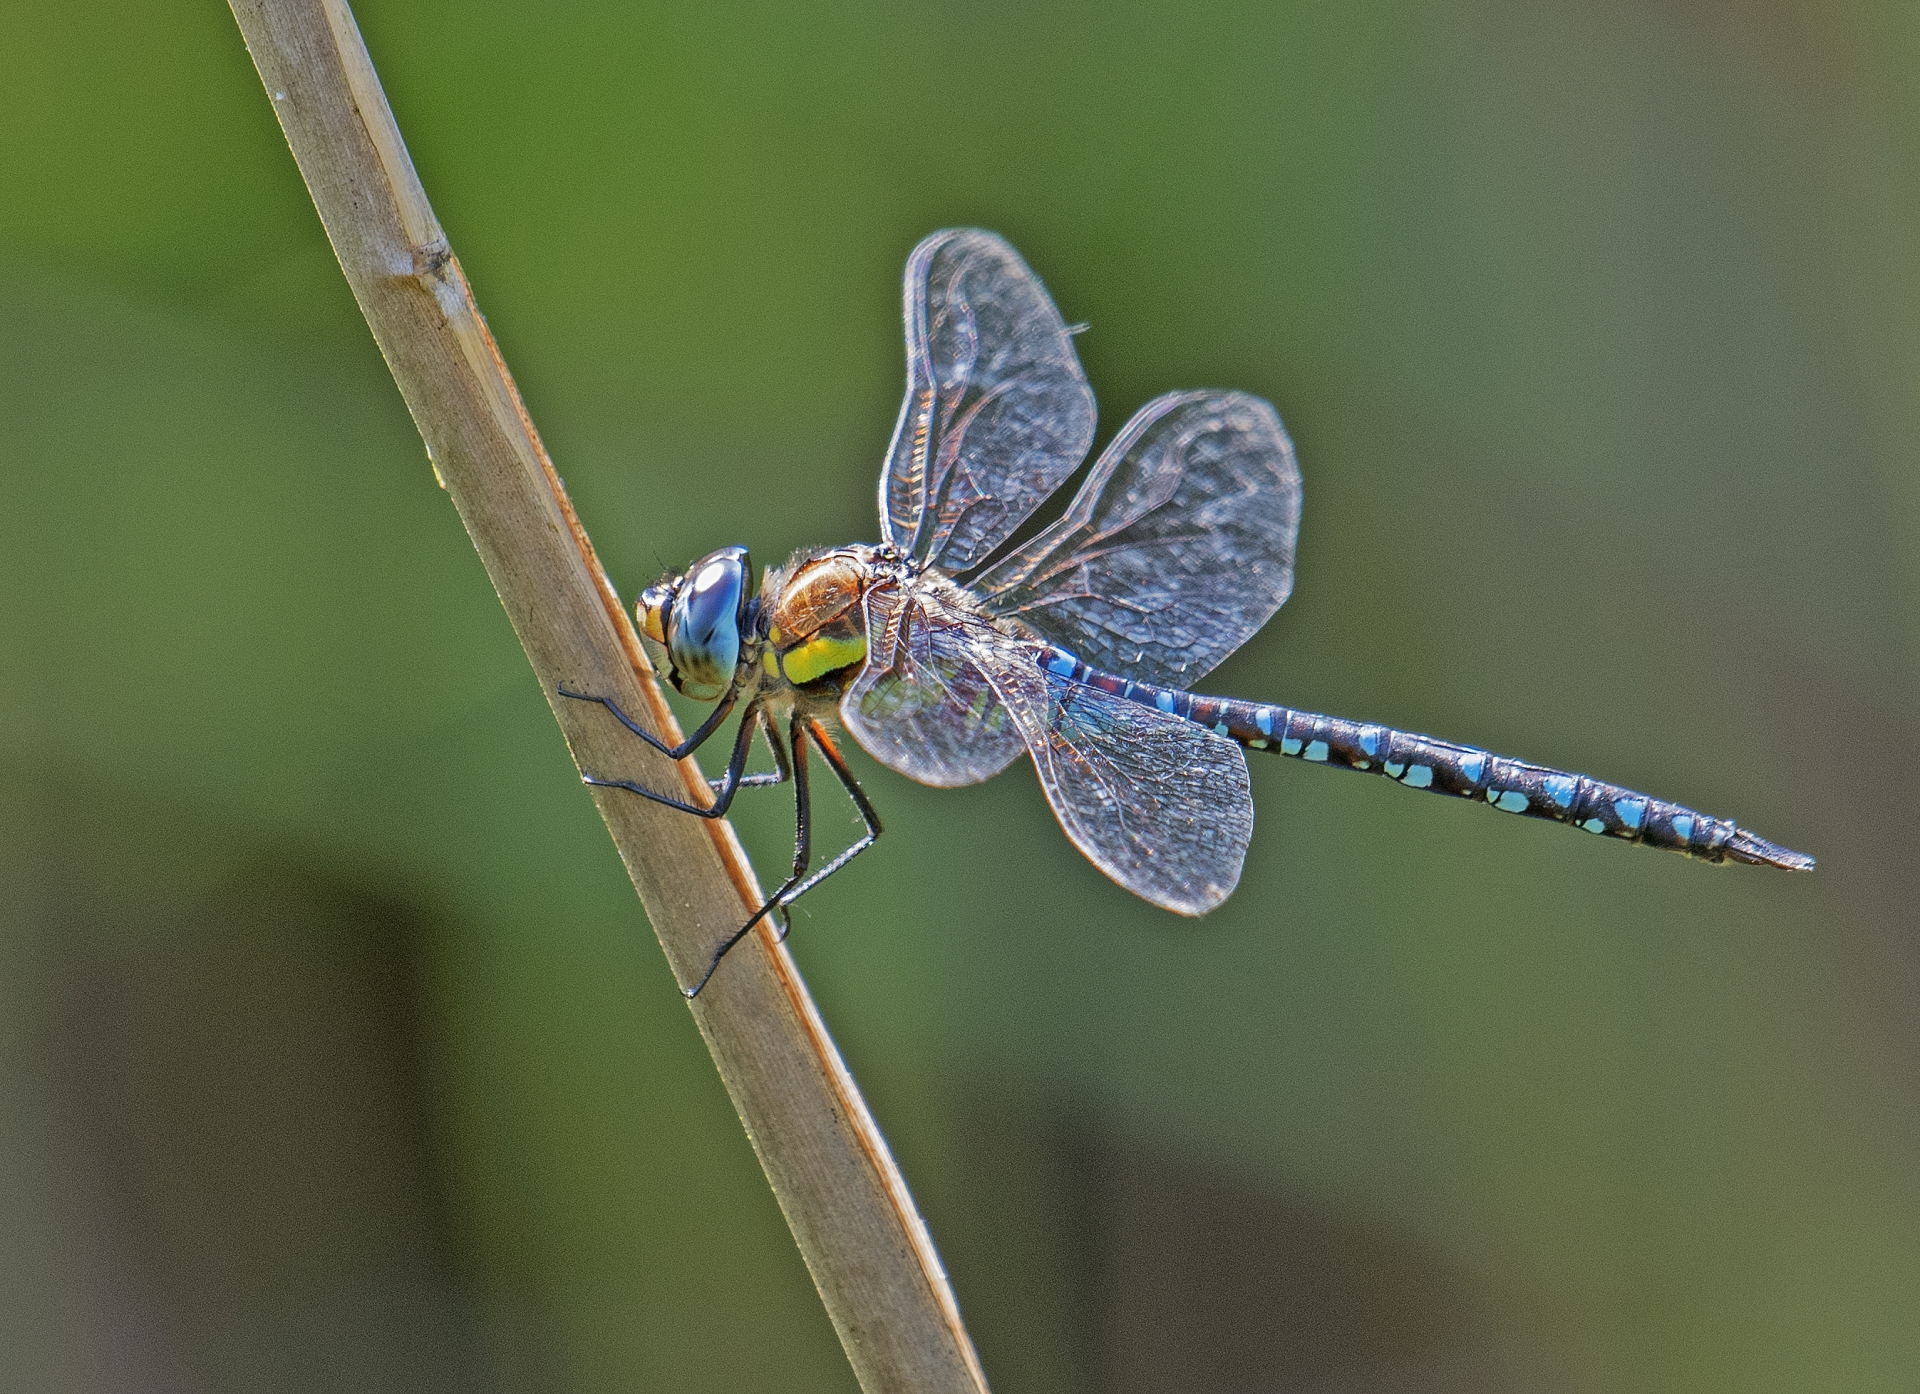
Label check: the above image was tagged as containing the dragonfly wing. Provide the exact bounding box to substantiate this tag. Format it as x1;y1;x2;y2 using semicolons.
990;653;1253;915
974;390;1300;689
880;230;1097;574
840;580;1027;788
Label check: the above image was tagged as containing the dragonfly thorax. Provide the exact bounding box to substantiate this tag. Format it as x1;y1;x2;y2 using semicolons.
760;547;884;690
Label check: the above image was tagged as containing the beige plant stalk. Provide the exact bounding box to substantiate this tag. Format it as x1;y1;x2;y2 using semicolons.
224;2;989;1389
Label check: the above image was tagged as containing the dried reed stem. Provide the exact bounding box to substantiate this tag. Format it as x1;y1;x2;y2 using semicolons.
225;3;987;1388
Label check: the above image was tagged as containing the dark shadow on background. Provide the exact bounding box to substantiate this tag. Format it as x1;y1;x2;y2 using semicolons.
0;766;552;1393
936;1084;1521;1394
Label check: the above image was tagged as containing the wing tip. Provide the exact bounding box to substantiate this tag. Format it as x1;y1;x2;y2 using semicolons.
1115;859;1244;917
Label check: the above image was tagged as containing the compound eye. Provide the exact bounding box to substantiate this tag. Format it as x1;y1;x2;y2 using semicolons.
636;581;674;645
666;547;750;701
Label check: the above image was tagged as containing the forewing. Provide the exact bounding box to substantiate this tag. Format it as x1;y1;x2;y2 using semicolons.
880;230;1096;573
840;580;1027;788
974;391;1300;688
990;655;1253;915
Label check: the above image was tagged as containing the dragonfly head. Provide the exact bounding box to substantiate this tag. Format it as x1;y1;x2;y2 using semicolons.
638;546;753;702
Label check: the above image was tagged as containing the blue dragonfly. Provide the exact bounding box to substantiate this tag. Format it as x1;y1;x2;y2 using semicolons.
564;229;1813;996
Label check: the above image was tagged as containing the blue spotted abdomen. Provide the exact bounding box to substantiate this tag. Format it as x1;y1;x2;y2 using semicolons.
1033;644;1813;871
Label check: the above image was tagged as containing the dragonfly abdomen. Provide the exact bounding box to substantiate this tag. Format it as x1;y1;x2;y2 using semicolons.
1033;644;1813;872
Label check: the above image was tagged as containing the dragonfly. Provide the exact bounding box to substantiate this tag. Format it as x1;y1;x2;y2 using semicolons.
563;228;1814;997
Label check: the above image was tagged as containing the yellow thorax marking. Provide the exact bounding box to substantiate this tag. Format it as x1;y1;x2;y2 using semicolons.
778;633;868;686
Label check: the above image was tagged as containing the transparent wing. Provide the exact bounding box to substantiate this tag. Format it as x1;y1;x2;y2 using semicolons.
880;229;1096;574
840;580;1027;788
973;390;1300;689
844;576;1252;910
989;649;1253;915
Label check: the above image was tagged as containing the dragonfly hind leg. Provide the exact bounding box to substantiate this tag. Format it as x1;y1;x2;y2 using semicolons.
683;717;884;999
782;719;884;918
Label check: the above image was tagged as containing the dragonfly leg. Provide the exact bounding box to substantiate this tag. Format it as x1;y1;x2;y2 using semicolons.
685;718;813;998
557;683;735;762
581;697;763;819
682;718;885;999
713;708;792;794
769;715;811;944
738;712;797;940
779;719;883;909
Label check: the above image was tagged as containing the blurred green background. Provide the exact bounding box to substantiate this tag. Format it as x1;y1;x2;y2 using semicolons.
3;1;1916;1390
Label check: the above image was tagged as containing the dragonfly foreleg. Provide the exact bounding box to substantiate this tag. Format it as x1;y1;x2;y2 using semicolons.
558;683;736;762
579;695;764;820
